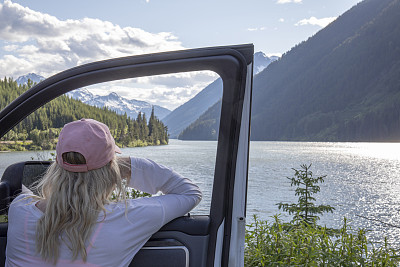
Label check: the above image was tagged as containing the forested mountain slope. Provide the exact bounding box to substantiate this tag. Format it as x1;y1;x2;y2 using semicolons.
162;78;222;138
180;0;400;141
163;52;277;138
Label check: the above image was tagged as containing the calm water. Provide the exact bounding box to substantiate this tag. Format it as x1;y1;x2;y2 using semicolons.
1;140;400;247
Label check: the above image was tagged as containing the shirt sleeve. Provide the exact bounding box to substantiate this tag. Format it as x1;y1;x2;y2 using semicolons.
128;157;202;224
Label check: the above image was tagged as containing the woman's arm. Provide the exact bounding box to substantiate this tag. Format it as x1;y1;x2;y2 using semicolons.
127;157;199;195
127;156;202;223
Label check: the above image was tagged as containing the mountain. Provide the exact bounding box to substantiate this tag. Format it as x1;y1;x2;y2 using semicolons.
15;74;170;120
15;73;45;85
1;78;168;149
67;89;171;120
162;52;278;138
178;101;222;140
253;52;279;74
179;0;400;142
162;79;222;138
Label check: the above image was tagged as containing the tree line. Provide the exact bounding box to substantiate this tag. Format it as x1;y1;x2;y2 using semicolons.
0;77;168;151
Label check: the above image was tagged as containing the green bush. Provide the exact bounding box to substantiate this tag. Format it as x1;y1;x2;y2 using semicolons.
111;188;151;200
245;215;400;266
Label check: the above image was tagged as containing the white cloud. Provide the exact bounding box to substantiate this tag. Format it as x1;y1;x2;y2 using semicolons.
146;71;217;88
0;1;220;109
86;72;218;110
266;53;282;58
3;44;19;52
247;27;266;32
0;0;183;78
295;16;337;28
279;18;285;23
276;0;302;4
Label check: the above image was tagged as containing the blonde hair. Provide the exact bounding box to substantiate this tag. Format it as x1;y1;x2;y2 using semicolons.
35;152;126;264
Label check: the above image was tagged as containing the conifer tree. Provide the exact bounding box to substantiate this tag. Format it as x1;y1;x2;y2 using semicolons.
277;164;335;225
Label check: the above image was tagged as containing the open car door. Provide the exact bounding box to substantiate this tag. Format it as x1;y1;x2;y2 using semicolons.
0;44;254;266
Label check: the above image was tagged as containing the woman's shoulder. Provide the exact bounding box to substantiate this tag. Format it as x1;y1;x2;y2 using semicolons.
10;193;38;209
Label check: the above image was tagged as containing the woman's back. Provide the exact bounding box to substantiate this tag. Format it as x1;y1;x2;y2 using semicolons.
5;120;201;266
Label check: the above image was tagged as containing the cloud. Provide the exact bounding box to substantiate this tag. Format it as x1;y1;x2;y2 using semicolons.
247;27;266;32
266;53;282;58
86;73;218;110
0;1;220;109
145;71;217;88
279;18;285;23
295;16;337;28
0;0;183;78
276;0;302;4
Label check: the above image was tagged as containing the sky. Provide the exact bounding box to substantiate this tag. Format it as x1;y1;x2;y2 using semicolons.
0;0;362;110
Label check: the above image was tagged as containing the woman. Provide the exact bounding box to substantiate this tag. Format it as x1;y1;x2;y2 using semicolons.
5;118;202;266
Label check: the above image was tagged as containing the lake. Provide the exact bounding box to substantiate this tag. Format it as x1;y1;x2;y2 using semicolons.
1;140;400;247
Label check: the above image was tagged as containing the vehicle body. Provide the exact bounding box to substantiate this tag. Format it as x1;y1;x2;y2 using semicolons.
0;44;254;266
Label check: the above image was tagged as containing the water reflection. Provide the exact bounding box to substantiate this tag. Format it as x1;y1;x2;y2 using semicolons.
248;141;400;248
1;141;400;248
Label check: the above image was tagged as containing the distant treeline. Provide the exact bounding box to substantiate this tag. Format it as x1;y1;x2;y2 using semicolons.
0;77;168;151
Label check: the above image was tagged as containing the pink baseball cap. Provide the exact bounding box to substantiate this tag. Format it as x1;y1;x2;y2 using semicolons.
56;119;121;172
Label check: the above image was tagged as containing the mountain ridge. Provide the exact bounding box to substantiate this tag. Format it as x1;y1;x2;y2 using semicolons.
179;0;400;142
15;74;171;120
162;52;278;138
66;89;171;120
15;73;44;85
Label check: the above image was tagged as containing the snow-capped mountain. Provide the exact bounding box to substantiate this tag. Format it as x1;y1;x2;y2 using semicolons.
254;52;279;74
15;74;171;120
67;89;171;120
15;73;45;85
66;88;94;103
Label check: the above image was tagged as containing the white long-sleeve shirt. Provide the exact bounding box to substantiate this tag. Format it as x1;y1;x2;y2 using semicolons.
5;157;202;267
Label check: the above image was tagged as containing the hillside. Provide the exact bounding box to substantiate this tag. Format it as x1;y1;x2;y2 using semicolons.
178;101;221;140
162;52;278;138
162;78;222;138
179;0;400;142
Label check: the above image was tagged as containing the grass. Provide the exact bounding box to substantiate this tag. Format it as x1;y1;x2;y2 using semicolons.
0;215;7;223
